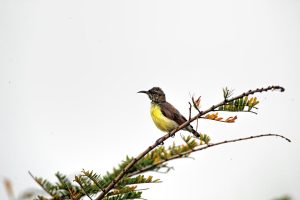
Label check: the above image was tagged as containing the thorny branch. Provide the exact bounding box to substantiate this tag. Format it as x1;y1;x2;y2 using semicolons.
95;85;285;200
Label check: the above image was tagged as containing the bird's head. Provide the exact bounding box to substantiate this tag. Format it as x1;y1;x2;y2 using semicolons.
138;87;166;103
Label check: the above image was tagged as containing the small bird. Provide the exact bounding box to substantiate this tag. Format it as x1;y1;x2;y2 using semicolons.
138;87;200;137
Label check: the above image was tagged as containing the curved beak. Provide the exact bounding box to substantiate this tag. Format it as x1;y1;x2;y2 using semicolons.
137;90;149;94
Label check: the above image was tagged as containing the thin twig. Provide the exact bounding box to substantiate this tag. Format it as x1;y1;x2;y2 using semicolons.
217;109;258;115
188;102;192;121
127;133;290;177
95;85;285;200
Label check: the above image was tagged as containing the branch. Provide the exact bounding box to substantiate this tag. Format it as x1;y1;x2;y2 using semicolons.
95;85;285;200
127;133;290;177
216;110;258;115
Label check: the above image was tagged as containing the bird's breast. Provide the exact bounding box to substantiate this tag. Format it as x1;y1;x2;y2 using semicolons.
150;103;178;132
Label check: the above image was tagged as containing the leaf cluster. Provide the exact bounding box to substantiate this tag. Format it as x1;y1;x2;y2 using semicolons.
218;96;259;113
128;134;210;176
30;135;209;200
30;170;157;200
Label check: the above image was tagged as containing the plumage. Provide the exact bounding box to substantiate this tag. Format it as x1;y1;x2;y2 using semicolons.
138;87;200;137
159;101;187;125
150;103;178;132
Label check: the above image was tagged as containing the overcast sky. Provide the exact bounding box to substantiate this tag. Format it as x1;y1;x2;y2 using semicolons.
1;0;300;199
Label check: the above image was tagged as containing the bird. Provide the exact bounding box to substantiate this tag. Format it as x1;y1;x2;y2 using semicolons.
138;87;200;137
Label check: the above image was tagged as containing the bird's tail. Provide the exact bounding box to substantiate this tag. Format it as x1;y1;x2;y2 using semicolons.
186;125;200;137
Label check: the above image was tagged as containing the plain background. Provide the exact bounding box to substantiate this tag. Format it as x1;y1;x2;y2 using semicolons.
1;0;300;199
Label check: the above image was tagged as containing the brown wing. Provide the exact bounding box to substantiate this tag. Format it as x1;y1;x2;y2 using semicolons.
159;102;187;125
160;102;200;137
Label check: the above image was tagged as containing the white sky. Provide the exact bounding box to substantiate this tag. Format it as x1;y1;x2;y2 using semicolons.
0;0;300;200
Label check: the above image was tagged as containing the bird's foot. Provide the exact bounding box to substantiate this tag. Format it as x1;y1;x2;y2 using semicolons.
156;138;164;145
168;132;175;138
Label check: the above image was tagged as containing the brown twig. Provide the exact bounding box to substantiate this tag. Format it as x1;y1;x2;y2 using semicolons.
188;102;192;120
95;85;285;200
217;109;258;115
127;133;290;177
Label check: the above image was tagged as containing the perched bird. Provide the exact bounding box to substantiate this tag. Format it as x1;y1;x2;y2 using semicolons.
138;87;200;137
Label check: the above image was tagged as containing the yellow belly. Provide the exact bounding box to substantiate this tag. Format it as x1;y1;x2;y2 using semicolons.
150;104;178;132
